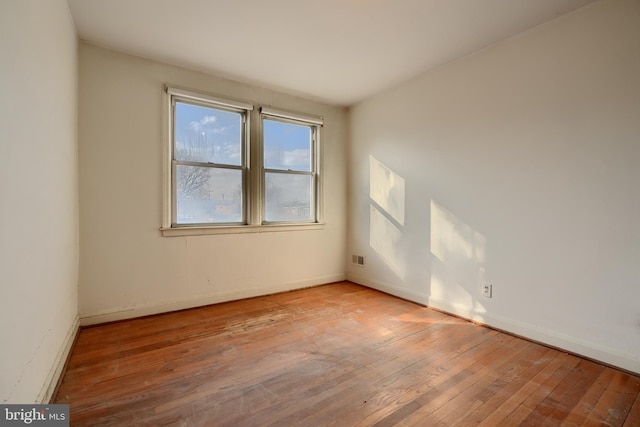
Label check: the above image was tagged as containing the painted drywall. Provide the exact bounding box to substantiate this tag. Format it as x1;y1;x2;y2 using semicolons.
347;0;640;373
0;0;79;402
77;44;347;324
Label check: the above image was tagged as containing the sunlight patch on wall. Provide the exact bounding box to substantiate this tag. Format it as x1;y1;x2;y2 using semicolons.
429;199;487;317
368;155;407;280
429;268;476;305
370;205;405;279
370;155;405;226
430;200;486;268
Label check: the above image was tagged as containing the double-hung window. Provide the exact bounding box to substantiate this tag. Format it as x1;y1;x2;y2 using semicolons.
168;88;252;227
163;86;323;235
261;108;321;224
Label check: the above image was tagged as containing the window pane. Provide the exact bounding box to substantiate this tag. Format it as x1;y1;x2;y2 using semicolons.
263;119;312;171
265;173;313;222
174;102;242;166
176;165;243;224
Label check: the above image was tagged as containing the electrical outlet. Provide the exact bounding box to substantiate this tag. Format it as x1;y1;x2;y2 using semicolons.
482;284;492;298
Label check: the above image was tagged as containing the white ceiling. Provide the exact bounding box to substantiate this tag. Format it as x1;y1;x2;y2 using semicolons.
67;0;598;106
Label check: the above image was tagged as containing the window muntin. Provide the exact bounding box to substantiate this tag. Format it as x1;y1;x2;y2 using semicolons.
172;97;247;226
262;117;318;223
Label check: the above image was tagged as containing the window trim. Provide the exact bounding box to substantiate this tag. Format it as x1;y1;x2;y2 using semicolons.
166;86;254;112
260;106;324;126
168;91;250;227
260;113;321;225
161;86;325;237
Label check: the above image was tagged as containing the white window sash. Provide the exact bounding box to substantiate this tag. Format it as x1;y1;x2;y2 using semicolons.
260;107;323;126
166;86;254;111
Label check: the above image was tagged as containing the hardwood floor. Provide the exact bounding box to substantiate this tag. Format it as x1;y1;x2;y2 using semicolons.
53;282;640;426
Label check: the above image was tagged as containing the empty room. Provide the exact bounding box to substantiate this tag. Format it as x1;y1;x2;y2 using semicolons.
1;0;639;425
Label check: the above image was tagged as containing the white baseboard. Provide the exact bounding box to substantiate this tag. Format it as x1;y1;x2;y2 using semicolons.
348;273;640;375
347;272;429;305
78;272;639;375
427;296;640;375
79;274;346;326
38;315;79;403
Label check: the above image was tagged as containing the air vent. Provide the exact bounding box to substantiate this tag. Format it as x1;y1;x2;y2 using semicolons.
352;255;366;266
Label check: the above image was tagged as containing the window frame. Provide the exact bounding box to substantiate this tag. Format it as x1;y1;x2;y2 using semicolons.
171;97;249;227
161;86;325;237
261;108;322;225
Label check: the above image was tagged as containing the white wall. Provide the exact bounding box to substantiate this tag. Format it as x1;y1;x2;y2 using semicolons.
0;0;79;402
348;0;640;373
78;44;347;324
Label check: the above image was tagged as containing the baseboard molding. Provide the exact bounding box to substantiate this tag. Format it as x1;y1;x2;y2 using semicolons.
79;274;347;326
347;272;428;305
348;273;640;375
426;296;640;375
78;272;640;374
38;315;79;403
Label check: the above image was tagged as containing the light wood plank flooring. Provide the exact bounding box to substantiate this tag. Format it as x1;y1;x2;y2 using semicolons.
53;282;640;426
